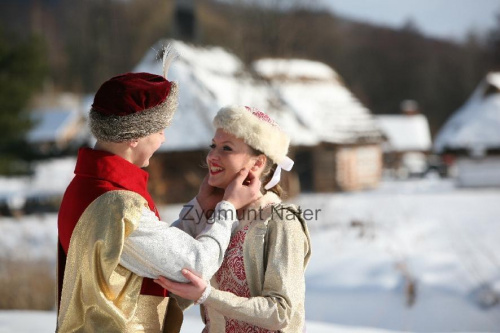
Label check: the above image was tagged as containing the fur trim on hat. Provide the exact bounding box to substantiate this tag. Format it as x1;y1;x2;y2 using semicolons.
213;105;290;164
90;82;178;142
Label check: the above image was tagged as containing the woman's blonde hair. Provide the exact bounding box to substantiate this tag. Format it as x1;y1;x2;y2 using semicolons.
250;147;285;199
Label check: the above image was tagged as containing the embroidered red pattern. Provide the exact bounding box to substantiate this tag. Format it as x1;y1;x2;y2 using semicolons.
244;106;278;127
209;225;276;333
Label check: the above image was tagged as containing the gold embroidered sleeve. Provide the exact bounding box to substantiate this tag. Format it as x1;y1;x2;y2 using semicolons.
57;191;147;332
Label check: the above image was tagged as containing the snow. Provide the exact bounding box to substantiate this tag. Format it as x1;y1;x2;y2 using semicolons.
28;158;76;194
297;180;500;331
0;157;75;209
131;40;382;152
134;40;270;152
375;114;432;152
455;156;500;187
252;58;383;145
0;310;402;333
434;72;500;153
253;58;337;81
0;216;57;263
27;108;79;144
1;156;499;332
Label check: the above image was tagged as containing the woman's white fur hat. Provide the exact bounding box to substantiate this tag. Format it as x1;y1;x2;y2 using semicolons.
213;105;290;164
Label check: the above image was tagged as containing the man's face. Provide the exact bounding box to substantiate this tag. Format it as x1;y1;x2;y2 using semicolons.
132;130;165;168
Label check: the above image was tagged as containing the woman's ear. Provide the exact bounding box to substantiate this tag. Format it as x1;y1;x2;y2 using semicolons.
251;154;267;172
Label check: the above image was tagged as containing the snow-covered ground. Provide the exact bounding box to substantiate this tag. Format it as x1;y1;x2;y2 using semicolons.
1;166;499;332
297;180;500;332
0;309;404;333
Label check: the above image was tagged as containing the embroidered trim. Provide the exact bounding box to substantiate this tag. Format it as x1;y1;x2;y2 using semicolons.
195;283;212;305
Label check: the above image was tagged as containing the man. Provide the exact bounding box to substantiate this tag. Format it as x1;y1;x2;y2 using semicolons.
57;61;260;332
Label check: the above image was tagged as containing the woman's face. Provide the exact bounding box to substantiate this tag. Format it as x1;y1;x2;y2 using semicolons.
207;129;262;189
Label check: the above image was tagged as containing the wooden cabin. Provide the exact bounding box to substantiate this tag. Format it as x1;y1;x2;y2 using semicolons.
434;72;500;187
375;100;432;179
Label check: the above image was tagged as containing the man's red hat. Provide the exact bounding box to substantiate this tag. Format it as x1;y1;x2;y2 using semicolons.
89;45;178;142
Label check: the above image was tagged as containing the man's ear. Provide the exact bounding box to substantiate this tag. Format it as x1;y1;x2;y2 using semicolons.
251;154;267;172
128;139;139;148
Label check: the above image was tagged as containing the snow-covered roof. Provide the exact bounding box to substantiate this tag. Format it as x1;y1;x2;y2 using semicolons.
131;40;382;152
253;58;383;146
375;114;432;152
253;58;336;81
134;40;272;151
434;72;500;154
27;108;80;143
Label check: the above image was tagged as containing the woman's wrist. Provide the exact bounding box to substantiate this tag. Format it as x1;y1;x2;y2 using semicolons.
195;283;212;305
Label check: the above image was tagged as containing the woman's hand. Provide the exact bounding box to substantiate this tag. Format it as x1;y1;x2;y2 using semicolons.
154;269;207;301
196;174;224;217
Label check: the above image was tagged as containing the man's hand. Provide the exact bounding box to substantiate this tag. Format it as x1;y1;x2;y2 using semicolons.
196;174;224;217
223;168;262;210
154;269;207;301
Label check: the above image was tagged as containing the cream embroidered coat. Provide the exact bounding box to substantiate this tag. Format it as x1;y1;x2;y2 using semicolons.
57;191;176;333
57;191;237;333
174;192;312;332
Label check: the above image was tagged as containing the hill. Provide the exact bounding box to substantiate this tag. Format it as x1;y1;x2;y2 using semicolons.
0;0;497;137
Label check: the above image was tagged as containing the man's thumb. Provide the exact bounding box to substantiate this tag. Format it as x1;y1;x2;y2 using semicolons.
234;168;249;182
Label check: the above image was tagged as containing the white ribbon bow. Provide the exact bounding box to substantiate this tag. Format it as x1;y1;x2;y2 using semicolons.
264;156;294;190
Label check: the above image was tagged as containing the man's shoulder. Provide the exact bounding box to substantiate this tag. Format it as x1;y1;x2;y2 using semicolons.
74;190;147;239
90;190;148;212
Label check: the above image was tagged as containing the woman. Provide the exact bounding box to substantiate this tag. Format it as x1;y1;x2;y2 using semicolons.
156;105;312;332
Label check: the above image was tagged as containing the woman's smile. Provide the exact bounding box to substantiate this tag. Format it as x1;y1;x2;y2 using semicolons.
209;162;225;176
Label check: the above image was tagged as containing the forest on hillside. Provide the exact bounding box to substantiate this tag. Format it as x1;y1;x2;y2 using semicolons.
1;0;500;140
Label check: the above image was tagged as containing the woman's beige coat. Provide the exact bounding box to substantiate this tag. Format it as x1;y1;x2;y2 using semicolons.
174;192;312;332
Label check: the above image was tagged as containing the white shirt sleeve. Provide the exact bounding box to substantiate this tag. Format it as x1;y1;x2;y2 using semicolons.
120;201;237;283
171;197;209;237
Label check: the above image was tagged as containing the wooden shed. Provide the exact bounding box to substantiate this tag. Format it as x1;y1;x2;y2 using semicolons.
375;101;432;179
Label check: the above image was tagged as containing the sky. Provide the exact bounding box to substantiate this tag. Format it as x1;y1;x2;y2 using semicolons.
322;0;500;41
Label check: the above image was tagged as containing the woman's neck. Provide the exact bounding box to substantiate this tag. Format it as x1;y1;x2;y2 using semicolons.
236;194;263;217
236;191;281;219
